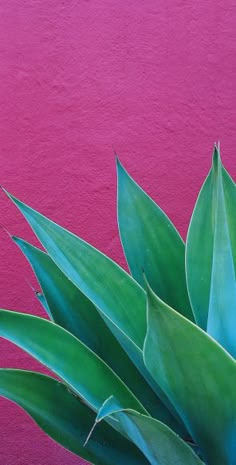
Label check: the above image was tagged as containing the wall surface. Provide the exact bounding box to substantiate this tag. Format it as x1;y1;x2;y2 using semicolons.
0;1;235;464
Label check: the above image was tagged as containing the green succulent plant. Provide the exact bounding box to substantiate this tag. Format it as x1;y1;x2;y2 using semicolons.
0;143;235;465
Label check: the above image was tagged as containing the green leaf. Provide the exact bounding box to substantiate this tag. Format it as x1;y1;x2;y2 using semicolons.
3;189;146;348
0;309;147;416
143;283;236;465
88;396;203;465
0;369;149;465
3;189;187;435
14;237;115;350
186;145;236;356
13;237;176;424
117;159;194;321
99;311;187;436
14;237;139;375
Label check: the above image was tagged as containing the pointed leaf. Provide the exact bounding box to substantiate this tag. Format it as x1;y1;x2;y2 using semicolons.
13;236;175;423
143;283;236;465
4;189;145;348
0;309;146;416
117;159;194;321
3;189;186;434
90;397;203;465
206;151;236;355
0;370;149;465
13;237;116;351
186;146;236;356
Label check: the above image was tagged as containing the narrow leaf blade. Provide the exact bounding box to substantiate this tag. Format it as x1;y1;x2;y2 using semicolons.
99;311;187;436
13;236;176;424
3;189;146;348
0;309;146;416
0;370;149;465
143;284;236;465
92;397;203;465
186;145;236;356
117;159;194;321
3;189;187;435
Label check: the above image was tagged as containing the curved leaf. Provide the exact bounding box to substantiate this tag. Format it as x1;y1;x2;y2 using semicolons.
99;311;187;436
89;396;203;465
186;145;236;356
0;369;149;465
13;236;176;424
117;159;194;321
3;189;146;349
0;309;146;416
13;237;118;351
3;189;187;434
143;283;236;465
206;150;236;355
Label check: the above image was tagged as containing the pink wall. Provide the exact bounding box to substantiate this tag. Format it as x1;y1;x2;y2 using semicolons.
0;1;235;464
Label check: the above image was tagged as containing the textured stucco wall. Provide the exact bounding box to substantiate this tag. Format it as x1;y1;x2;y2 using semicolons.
0;1;235;464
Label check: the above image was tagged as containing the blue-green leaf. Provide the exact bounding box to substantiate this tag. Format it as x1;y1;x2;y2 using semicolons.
143;282;236;465
88;396;203;465
0;309;146;416
117;159;194;321
3;189;146;347
186;145;236;356
3;189;187;435
13;236;177;424
0;370;149;465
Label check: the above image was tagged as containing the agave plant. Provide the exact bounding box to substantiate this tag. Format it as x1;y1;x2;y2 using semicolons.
0;143;235;465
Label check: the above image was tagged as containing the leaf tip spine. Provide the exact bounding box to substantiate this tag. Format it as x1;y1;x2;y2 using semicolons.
0;223;13;239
